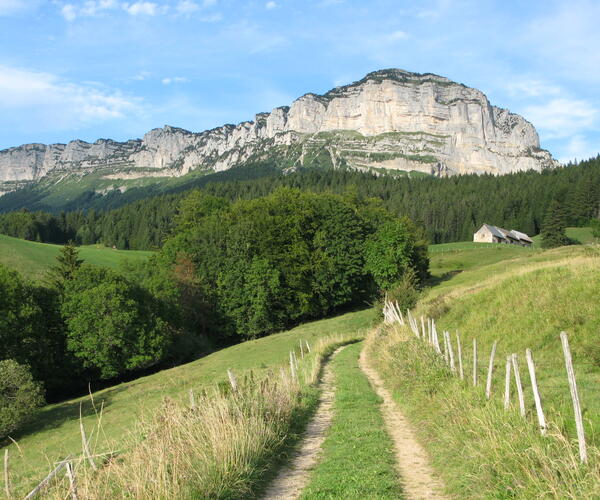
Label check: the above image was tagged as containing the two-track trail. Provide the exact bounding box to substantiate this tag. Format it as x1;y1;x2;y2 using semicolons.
261;346;347;500
359;348;449;500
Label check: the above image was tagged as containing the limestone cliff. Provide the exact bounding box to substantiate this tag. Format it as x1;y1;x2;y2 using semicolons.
0;69;558;186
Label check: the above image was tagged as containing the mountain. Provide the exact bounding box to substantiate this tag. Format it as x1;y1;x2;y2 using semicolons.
0;69;558;201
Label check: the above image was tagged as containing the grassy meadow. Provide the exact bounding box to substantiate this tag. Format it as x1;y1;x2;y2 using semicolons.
0;233;152;280
1;308;375;497
369;242;600;498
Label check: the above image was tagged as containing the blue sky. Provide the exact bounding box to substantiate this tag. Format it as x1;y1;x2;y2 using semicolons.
0;0;598;163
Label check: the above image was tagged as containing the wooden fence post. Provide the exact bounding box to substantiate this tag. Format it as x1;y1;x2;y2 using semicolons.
503;356;511;410
227;369;238;391
3;449;9;499
79;404;97;471
446;332;456;373
456;331;464;380
65;461;79;500
560;332;587;463
485;341;498;399
289;351;296;380
421;316;426;340
511;354;526;417
300;340;304;359
432;321;441;354
305;340;311;353
473;338;478;387
24;457;71;500
526;349;547;436
189;389;196;410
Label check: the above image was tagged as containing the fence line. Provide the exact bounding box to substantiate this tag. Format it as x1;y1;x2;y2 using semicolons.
383;301;589;464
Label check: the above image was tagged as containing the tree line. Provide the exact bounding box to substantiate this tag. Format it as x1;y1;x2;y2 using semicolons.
1;156;599;249
0;188;427;437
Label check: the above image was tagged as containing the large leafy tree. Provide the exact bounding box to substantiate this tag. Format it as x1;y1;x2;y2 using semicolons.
62;265;174;379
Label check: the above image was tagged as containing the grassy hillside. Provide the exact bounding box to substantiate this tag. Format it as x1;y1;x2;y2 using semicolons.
1;308;375;496
369;243;600;498
0;234;152;280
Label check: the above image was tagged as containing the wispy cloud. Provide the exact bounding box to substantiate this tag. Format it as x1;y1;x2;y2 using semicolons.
0;0;35;15
523;98;598;139
0;65;140;131
265;1;277;9
122;2;158;16
505;79;562;98
162;76;190;85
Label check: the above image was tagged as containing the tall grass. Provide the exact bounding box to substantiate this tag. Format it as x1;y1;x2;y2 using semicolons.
365;325;600;499
35;333;362;500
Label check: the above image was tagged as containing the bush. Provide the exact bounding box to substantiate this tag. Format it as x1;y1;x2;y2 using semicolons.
385;267;421;312
0;360;45;440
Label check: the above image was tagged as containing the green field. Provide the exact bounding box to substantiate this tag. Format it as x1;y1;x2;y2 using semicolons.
1;308;376;496
0;234;153;280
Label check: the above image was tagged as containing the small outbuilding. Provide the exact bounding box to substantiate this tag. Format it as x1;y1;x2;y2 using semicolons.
473;224;533;247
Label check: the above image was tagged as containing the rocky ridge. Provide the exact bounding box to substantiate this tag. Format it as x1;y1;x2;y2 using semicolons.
0;69;558;188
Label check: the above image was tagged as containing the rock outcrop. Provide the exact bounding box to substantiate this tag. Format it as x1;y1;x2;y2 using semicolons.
0;69;558;186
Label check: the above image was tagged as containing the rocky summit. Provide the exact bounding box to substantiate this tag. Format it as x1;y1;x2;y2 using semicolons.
0;69;558;189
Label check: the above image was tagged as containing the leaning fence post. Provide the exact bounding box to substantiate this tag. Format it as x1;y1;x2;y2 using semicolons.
511;354;526;417
227;369;238;391
456;331;464;380
473;338;478;387
560;332;587;463
305;340;311;353
485;341;498;399
526;349;547;436
65;461;79;500
79;404;97;471
300;340;305;359
504;355;511;410
189;388;196;410
421;316;426;340
3;449;9;499
432;321;441;354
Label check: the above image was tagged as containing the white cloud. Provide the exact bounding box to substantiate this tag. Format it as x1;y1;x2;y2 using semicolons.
0;65;140;130
0;0;31;15
162;76;190;85
523;98;598;139
202;0;216;6
388;30;409;41
176;0;199;14
265;1;277;9
61;4;77;21
123;2;158;15
506;79;562;98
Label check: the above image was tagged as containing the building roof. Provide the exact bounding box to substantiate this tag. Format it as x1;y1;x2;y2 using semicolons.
477;224;532;243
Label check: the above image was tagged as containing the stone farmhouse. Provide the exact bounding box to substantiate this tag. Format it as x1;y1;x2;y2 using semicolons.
473;224;534;247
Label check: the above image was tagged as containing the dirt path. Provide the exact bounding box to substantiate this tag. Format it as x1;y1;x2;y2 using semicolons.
261;346;346;500
359;348;449;500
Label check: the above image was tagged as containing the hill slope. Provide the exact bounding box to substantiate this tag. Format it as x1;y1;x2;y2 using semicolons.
0;234;152;280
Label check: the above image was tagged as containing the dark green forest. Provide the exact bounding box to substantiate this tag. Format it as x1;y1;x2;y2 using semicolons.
0;188;427;405
1;156;599;249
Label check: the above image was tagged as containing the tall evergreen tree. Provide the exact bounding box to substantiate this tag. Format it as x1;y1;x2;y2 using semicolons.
46;241;84;294
541;200;570;249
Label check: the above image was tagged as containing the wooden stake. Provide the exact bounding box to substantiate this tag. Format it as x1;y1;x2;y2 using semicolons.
526;349;547;436
305;340;311;353
299;340;304;359
472;338;478;386
3;449;9;499
189;389;196;410
446;332;456;373
485;341;498;399
227;369;238;391
432;320;441;354
560;332;587;463
511;354;526;418
421;316;426;340
456;331;464;380
504;356;511;410
65;461;79;500
79;404;97;471
289;351;296;380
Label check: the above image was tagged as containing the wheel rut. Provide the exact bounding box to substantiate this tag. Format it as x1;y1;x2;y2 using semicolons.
261;345;347;500
359;348;450;500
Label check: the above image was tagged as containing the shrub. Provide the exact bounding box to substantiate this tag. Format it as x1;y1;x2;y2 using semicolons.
0;360;45;440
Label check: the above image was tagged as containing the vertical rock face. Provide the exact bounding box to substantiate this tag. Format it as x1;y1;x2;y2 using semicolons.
0;69;558;186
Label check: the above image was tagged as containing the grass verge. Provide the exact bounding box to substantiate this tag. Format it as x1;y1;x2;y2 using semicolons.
300;342;402;499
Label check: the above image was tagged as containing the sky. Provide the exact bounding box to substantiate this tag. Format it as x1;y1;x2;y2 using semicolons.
0;0;598;163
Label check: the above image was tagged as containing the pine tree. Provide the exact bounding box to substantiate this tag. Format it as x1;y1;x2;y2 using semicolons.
45;241;84;294
541;201;570;249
